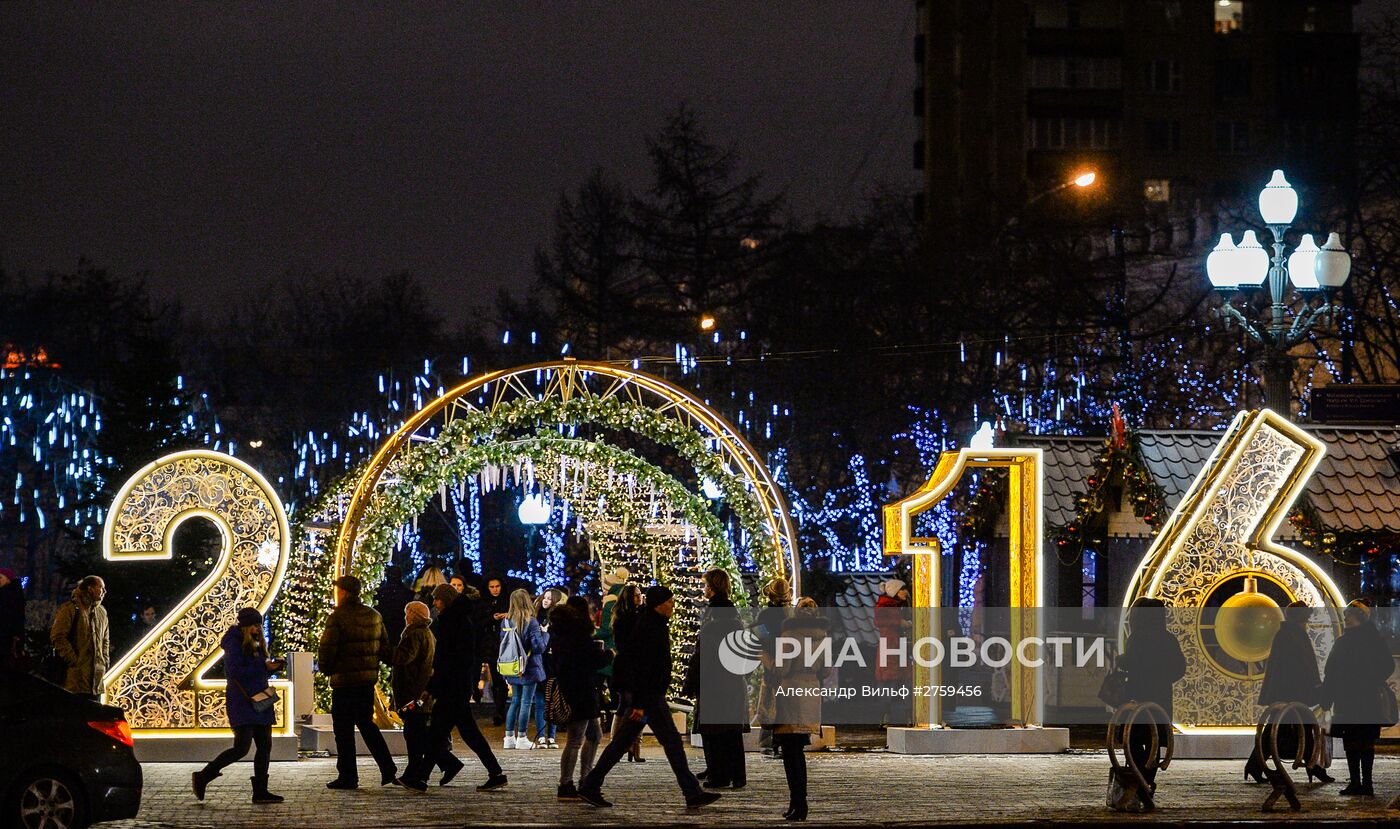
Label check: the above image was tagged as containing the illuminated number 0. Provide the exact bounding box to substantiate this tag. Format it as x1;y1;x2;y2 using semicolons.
102;451;293;737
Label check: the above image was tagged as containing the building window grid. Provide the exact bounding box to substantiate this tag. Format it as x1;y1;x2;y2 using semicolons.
1029;56;1122;90
1215;120;1251;155
1029;117;1121;150
1145;59;1183;94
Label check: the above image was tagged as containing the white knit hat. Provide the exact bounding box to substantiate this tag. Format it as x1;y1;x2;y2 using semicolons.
882;578;906;598
602;566;630;588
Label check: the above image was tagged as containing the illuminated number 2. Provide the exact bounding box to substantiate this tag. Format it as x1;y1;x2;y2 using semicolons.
102;451;293;736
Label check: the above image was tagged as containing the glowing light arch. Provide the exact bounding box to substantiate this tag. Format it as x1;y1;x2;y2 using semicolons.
334;359;799;595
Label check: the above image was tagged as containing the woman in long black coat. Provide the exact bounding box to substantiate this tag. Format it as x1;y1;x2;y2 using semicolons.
1117;597;1185;786
683;569;749;789
1320;600;1394;796
1244;601;1331;783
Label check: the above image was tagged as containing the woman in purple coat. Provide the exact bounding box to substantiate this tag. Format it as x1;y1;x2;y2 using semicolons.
191;608;285;804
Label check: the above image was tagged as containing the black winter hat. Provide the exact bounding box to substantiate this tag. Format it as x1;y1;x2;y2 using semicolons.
644;584;674;607
237;607;263;627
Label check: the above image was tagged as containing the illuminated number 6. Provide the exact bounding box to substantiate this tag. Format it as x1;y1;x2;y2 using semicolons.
102;451;293;736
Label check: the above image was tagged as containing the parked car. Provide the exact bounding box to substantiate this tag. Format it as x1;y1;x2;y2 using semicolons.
1;668;141;829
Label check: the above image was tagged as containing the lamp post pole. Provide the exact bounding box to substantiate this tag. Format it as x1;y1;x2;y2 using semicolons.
1204;170;1352;419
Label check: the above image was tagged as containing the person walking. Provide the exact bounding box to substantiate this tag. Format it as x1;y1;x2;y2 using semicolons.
191;608;285;804
318;575;398;789
1117;597;1185;790
501;589;548;750
408;584;507;791
769;598;830;821
375;565;414;645
757;576;793;756
684;568;747;789
596;567;630;733
482;576;510;725
392;601;437;792
0;568;25;670
49;575;109;700
577;584;721;810
1244;601;1331;783
1321;600;1394;796
604;583;647;763
548;602;613;800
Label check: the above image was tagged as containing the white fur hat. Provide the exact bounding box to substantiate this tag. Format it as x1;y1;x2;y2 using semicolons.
882;578;906;598
602;566;630;588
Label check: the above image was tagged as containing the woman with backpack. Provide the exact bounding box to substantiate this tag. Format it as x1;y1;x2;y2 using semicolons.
547;602;613;799
501;588;549;750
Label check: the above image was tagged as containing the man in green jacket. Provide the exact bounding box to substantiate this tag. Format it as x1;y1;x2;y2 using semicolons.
50;576;109;700
318;575;397;789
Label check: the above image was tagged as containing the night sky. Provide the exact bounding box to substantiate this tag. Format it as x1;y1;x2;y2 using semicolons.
1;3;917;323
6;2;1400;326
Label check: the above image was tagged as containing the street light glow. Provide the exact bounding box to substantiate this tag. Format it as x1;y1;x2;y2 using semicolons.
699;314;716;332
1073;171;1096;188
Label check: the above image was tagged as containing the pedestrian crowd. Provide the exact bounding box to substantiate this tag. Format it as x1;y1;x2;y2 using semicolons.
15;560;1398;818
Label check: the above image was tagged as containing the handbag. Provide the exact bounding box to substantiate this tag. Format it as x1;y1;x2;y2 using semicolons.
542;677;573;726
231;677;281;713
1380;683;1399;728
1098;669;1131;709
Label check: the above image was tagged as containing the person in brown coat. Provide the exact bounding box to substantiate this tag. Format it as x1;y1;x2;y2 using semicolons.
318;575;397;789
50;576;110;700
768;598;829;822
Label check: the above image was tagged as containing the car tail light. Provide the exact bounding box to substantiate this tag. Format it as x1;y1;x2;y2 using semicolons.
88;720;134;748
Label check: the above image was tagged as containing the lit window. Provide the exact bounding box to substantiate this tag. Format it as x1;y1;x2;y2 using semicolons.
1215;1;1244;34
1144;179;1171;202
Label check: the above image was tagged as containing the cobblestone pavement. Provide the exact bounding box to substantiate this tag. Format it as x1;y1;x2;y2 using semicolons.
97;741;1399;827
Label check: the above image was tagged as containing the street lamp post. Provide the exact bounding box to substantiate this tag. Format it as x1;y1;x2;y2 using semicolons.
1204;170;1352;418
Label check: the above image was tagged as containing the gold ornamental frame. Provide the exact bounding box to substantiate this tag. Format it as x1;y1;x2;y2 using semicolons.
883;447;1044;728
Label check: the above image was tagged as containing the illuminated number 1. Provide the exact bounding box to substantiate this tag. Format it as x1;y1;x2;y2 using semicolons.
884;447;1044;727
102;451;293;736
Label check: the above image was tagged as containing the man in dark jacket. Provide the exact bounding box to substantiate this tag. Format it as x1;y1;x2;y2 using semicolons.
481;575;510;724
375;565;414;646
412;583;506;791
683;569;748;789
318;576;397;789
579;584;719;810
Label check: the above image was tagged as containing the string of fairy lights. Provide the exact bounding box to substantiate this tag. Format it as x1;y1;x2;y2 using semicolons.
1;316;1311;606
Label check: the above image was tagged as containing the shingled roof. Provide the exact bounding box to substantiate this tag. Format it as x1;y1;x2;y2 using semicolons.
1018;435;1105;527
1069;426;1400;536
1305;427;1400;533
1136;431;1220;510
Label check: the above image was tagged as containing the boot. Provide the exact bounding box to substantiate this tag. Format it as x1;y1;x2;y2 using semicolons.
1360;747;1375;796
1243;750;1266;784
1340;750;1364;795
251;775;284;804
191;768;219;801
